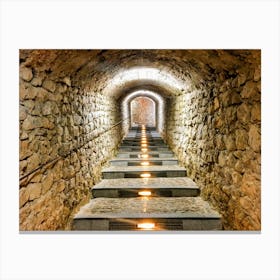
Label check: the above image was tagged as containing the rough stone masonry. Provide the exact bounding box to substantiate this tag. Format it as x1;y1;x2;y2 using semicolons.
166;62;261;230
19;50;261;230
19;64;122;230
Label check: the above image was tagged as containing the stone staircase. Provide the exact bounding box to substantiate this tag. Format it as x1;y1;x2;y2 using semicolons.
73;125;222;231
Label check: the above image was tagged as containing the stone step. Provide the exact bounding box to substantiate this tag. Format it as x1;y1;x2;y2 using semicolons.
120;143;168;147
122;138;163;140
109;157;178;166
102;165;186;179
132;133;156;135
121;144;165;147
130;126;157;130
119;146;170;152
124;136;162;139
121;141;165;145
131;132;159;134
92;177;200;198
116;151;174;158
73;197;222;231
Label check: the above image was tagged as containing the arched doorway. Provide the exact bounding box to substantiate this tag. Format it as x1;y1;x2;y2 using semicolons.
130;96;156;127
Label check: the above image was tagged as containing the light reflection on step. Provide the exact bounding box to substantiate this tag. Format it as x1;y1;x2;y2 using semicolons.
73;125;221;231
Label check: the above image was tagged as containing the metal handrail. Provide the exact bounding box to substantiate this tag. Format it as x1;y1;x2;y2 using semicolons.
19;118;129;184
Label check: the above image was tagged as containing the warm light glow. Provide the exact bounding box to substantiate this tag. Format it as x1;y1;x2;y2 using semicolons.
141;154;149;159
138;191;152;196
105;67;185;96
121;90;166;140
140;173;151;178
140;161;150;166
137;222;155;230
141;148;148;152
141;143;148;147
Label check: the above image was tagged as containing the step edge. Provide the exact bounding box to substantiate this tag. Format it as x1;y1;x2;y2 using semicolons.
74;213;222;219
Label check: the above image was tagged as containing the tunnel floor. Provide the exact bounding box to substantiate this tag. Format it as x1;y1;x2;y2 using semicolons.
72;126;222;231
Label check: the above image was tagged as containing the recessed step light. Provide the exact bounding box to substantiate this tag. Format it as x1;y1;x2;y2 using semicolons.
138;190;152;196
140;173;151;178
137;222;155;230
140;154;149;159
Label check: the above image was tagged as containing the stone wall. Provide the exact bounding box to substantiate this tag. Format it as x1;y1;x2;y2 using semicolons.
166;64;261;230
19;65;122;230
19;49;261;231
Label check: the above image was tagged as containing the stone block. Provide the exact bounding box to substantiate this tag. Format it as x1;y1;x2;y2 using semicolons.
20;67;33;82
253;65;261;82
20;140;32;160
42;101;53;115
224;135;236;151
251;103;261;122
62;77;71;86
27;183;42;201
27;153;41;171
22;115;53;130
213;97;220;111
31;77;43;87
241;81;258;99
55;178;66;193
235;129;248;150
237;71;248;86
42;79;56;93
237;103;251;124
218;151;227;166
63;166;75;179
220;90;241;107
19;187;29;208
231;171;242;185
19;105;27;121
41;172;54;194
248;125;261;152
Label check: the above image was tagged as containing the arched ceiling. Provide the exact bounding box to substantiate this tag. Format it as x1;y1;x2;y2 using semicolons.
20;49;261;98
121;89;164;105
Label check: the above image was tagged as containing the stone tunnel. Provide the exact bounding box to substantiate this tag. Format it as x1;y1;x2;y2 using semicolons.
19;49;261;231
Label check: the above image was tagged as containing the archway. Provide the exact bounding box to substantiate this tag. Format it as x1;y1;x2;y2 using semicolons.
120;90;166;137
130;96;156;127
